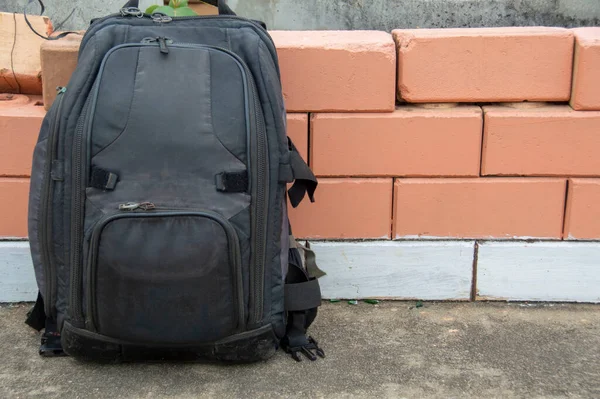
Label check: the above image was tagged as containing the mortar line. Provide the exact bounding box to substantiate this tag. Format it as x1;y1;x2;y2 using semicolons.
561;179;570;240
307;112;312;167
390;178;396;239
478;105;485;176
470;241;479;301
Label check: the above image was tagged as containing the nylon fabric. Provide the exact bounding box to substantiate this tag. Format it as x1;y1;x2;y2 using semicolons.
25;11;320;362
87;45;250;220
288;138;317;208
95;215;238;343
285;279;321;311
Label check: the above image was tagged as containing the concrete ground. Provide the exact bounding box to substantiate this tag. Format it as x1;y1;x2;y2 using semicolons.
1;302;599;398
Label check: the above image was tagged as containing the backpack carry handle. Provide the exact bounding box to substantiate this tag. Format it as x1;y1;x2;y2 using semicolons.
122;0;236;16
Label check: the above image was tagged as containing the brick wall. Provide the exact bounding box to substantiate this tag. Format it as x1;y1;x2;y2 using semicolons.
1;21;600;301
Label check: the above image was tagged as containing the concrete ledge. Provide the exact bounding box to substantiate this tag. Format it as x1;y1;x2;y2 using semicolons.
0;242;36;302
477;242;600;303
314;241;475;300
1;240;477;302
3;240;600;303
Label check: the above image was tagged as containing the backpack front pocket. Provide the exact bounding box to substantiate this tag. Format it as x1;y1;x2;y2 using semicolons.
86;210;243;344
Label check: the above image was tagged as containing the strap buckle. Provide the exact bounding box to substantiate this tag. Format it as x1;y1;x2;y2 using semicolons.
283;336;325;362
39;331;65;357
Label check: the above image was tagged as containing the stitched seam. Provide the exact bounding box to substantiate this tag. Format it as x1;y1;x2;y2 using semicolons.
226;28;232;51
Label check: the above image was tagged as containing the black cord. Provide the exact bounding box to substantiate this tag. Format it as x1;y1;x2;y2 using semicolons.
10;13;22;93
24;0;77;41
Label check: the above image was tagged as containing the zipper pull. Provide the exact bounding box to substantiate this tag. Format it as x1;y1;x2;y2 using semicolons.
151;13;173;24
141;37;172;54
119;202;140;211
120;7;144;18
56;86;67;94
139;202;156;211
158;37;169;54
118;202;156;211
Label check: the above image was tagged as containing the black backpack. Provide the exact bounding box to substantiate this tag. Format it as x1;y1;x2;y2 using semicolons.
25;0;324;363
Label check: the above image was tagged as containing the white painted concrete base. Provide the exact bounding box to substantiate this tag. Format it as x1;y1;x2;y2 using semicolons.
477;242;600;303
1;241;599;303
312;241;475;300
0;242;37;302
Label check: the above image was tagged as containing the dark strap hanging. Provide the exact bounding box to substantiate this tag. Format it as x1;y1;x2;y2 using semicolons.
25;291;46;331
285;137;318;208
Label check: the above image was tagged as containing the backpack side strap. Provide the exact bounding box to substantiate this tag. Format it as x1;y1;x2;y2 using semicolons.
281;254;325;362
285;279;321;312
25;291;66;357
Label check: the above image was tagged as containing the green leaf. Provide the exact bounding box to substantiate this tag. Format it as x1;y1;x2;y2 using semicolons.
145;4;160;14
152;5;175;16
173;6;198;16
168;0;189;8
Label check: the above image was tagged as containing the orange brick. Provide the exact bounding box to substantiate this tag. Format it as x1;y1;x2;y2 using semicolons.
289;178;392;239
0;94;45;177
482;105;600;176
393;28;573;103
0;178;30;237
40;32;83;110
570;28;600;111
286;113;308;162
0;13;53;94
271;31;396;112
311;106;482;177
393;178;566;239
564;179;600;239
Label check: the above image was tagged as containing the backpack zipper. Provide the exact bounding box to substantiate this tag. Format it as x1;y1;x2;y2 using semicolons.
38;86;67;319
68;91;93;327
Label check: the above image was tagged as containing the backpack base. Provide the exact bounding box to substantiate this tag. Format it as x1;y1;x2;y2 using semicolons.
61;322;277;363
